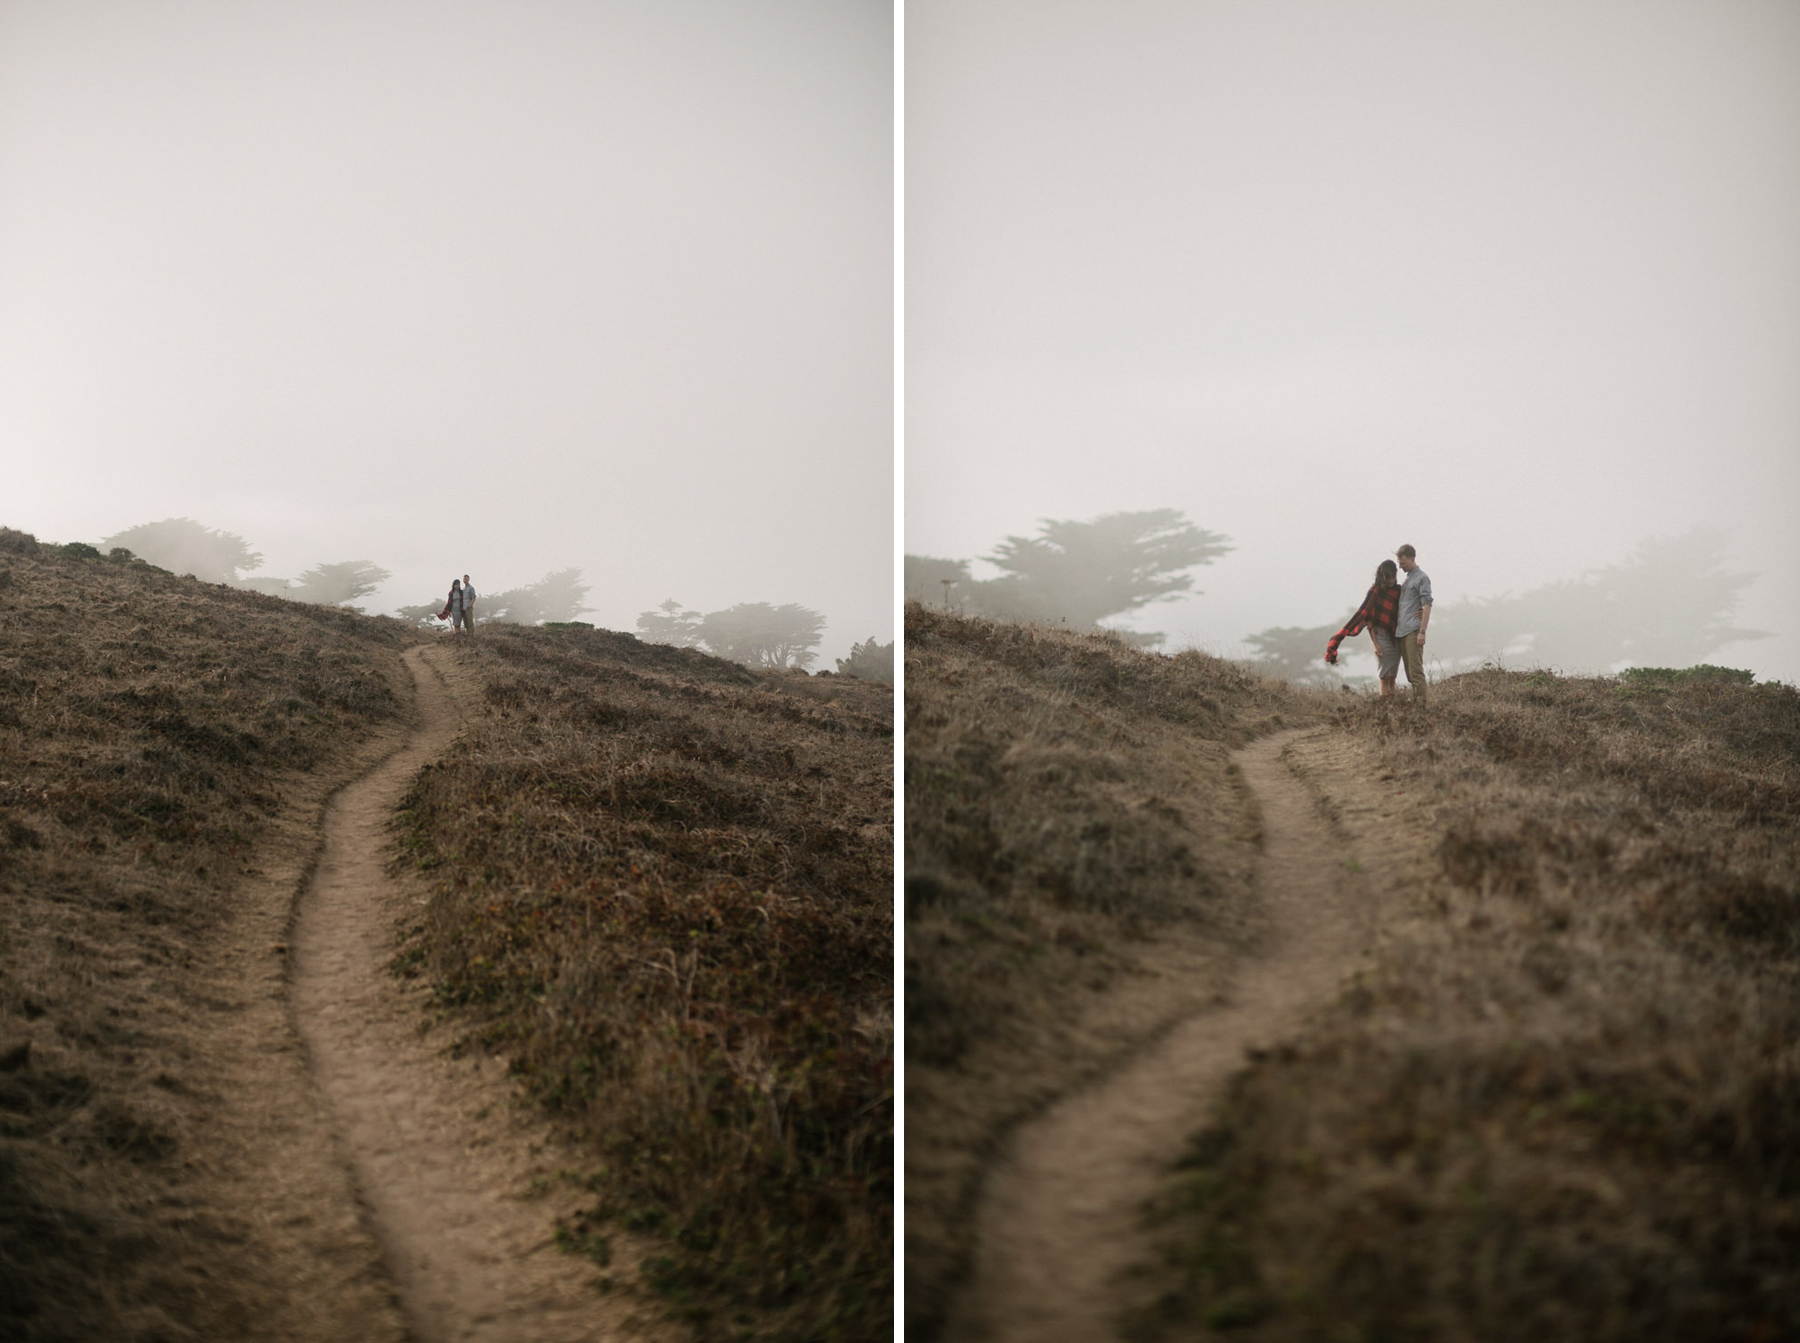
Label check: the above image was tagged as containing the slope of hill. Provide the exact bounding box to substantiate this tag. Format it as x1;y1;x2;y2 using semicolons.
1;529;894;1343
387;625;895;1341
0;528;414;1341
903;604;1331;1338
1136;666;1800;1340
908;602;1800;1342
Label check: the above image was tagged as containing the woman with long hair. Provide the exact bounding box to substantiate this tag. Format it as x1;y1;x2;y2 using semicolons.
1325;558;1402;697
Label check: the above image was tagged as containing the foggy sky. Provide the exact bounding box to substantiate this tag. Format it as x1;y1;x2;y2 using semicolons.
1;0;893;664
906;0;1800;683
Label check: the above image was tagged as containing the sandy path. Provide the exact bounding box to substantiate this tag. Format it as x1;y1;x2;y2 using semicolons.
291;643;667;1343
943;727;1371;1343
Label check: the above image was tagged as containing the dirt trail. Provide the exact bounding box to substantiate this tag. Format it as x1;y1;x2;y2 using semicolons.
291;643;665;1343
943;727;1372;1343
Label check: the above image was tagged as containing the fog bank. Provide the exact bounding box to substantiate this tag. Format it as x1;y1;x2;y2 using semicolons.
907;0;1800;684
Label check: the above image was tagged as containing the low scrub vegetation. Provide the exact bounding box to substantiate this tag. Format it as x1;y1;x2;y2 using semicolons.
835;636;894;685
392;625;894;1341
0;528;409;1341
904;603;1328;1339
1136;665;1800;1341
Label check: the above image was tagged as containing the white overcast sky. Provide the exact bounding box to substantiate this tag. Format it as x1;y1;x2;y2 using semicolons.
906;0;1800;683
1;0;892;663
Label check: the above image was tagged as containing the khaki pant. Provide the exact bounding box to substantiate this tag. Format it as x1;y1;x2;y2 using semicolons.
1400;630;1427;705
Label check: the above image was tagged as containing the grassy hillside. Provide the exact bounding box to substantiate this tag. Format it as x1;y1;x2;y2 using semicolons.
1;527;894;1343
903;604;1329;1339
0;528;411;1341
391;626;894;1342
1136;666;1800;1341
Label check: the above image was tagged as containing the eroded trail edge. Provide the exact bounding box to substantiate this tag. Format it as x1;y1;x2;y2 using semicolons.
291;643;651;1343
945;727;1371;1343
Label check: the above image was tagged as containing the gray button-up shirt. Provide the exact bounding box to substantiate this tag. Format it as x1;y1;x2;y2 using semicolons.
1395;567;1432;637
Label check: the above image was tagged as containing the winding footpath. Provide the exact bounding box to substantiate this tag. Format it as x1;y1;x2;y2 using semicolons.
944;727;1372;1343
290;644;663;1343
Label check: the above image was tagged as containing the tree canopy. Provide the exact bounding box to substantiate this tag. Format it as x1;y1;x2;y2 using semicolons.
393;569;591;627
1437;529;1767;673
696;603;826;669
904;509;1232;645
1243;624;1364;688
478;569;593;625
902;555;972;609
637;598;827;670
101;518;262;585
290;561;391;609
635;598;701;646
835;636;895;684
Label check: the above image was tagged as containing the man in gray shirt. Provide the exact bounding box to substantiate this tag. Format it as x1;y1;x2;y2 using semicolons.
1394;544;1432;706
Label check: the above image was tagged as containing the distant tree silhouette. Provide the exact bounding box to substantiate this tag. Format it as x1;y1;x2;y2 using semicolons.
1243;623;1368;687
636;598;702;646
903;555;973;609
696;603;826;670
1244;528;1769;685
635;598;827;669
835;636;894;684
101;518;262;584
393;601;445;627
390;569;590;628
290;560;391;609
974;510;1232;645
1435;529;1767;673
479;569;593;625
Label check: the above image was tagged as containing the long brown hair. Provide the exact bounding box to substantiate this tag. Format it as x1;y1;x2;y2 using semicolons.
1374;559;1398;590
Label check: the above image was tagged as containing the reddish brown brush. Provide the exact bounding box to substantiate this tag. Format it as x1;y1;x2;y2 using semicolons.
1137;666;1800;1341
392;625;893;1342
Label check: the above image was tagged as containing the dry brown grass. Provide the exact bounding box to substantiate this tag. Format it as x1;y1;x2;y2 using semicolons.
1135;666;1800;1341
389;625;894;1342
0;528;412;1341
903;603;1332;1340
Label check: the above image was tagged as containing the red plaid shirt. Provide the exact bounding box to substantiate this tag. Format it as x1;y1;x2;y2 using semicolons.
1325;584;1400;665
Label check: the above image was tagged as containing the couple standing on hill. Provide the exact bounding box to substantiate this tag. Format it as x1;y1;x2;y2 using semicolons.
1325;545;1433;704
439;574;478;637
